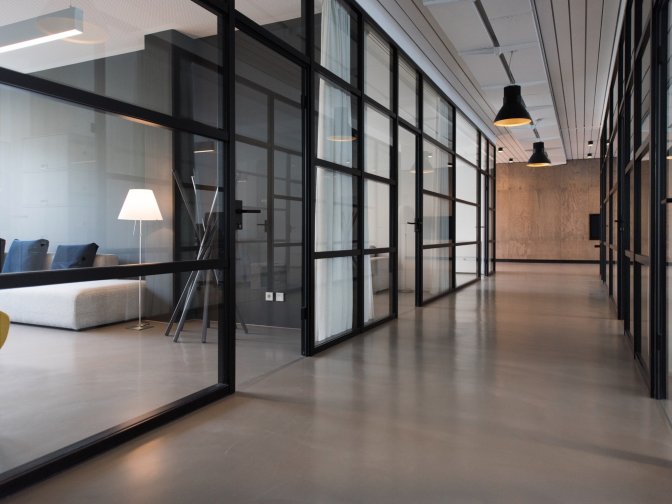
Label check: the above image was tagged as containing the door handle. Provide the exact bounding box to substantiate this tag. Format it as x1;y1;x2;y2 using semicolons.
234;200;262;230
406;218;421;232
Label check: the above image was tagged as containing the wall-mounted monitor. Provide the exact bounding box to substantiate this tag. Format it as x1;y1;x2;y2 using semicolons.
589;214;600;241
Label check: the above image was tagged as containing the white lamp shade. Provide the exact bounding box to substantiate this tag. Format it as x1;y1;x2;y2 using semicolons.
118;189;163;221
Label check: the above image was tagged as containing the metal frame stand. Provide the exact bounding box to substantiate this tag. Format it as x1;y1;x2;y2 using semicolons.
165;196;249;342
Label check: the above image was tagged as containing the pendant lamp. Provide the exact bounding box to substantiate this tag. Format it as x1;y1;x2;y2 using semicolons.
527;142;551;167
493;85;532;127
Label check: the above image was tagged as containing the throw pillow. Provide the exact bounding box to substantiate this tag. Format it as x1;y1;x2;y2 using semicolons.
1;239;49;273
51;243;99;270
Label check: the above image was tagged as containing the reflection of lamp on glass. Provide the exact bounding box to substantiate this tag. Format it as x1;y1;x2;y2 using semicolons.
194;140;216;154
411;151;436;174
667;146;672;160
118;189;163;330
327;106;357;142
0;7;83;54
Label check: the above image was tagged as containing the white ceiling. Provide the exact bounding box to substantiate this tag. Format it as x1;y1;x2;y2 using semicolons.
417;0;623;164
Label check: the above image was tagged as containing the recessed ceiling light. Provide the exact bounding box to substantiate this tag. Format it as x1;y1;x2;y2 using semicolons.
508;158;513;163
587;153;593;158
587;140;594;146
497;147;504;153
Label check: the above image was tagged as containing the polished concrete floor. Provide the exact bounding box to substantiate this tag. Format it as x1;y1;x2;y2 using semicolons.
0;320;299;472
6;264;672;502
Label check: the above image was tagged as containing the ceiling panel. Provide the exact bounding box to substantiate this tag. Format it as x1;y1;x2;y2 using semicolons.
429;2;491;51
533;0;624;161
490;11;537;47
415;0;623;164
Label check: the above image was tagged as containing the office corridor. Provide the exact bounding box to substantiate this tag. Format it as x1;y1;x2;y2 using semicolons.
7;265;672;503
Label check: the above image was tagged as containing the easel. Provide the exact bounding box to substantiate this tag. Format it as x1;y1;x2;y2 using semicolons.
165;176;249;343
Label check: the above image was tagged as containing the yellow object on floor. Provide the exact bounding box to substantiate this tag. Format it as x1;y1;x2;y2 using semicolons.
0;310;9;350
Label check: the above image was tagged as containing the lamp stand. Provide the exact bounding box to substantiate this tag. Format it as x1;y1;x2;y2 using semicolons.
128;219;152;331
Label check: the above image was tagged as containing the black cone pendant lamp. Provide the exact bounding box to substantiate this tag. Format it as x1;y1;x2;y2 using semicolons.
527;141;551;167
493;85;532;127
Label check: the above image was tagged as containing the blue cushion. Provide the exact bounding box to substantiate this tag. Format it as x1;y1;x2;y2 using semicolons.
2;239;49;273
51;243;99;270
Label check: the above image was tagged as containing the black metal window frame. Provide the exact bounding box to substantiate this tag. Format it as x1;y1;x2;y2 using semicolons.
600;0;670;399
307;0;496;352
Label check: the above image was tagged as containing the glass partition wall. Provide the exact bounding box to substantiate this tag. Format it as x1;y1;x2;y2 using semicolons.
0;0;232;490
600;0;672;407
0;0;497;492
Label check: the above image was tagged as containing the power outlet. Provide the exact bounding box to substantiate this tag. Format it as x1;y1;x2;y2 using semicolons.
276;292;285;302
265;292;274;301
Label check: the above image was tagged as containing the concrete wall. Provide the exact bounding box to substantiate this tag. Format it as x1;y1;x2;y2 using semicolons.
495;158;600;261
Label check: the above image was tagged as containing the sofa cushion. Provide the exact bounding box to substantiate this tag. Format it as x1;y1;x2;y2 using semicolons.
51;243;99;270
1;239;49;273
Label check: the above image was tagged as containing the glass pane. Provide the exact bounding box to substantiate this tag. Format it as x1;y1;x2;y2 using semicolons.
0;271;220;471
422;141;451;196
316;77;358;168
628;91;634;159
481;137;488;171
455;159;478;203
456;112;478;165
275;100;303;152
315;0;358;85
423;84;453;147
481;174;486;272
422;247;451;300
455;244;478;287
364;26;391;108
488;241;494;269
642;0;651;32
399;57;418;126
629;2;635;62
236;82;268;143
0;84;222;269
641;264;650;368
488;210;495;242
364;252;391;324
315;256;355;343
423;195;451;245
0;1;221;127
489;144;495;173
456;202;478;243
398;127;417;294
235;32;304;336
629;257;635;337
640;156;650;256
236;1;305;52
629;172;635;252
275;151;302;199
364;180;390;249
315;167;357;252
365;105;391;178
641;41;651;140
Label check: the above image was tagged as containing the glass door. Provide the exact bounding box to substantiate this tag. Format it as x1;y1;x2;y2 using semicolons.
398;126;418;309
234;32;304;382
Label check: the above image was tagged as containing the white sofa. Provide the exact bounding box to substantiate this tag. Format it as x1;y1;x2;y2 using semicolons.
0;255;143;330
